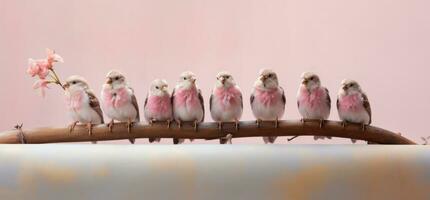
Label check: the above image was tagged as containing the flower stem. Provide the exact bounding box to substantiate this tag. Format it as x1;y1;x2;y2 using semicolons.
49;74;58;82
49;69;65;90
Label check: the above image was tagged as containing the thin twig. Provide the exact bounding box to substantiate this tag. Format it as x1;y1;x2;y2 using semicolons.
49;69;65;90
49;73;58;82
287;135;300;142
421;136;429;145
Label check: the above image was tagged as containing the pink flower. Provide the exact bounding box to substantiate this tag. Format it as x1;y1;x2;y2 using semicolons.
27;48;65;97
26;58;50;79
46;48;64;68
26;48;64;79
33;79;51;97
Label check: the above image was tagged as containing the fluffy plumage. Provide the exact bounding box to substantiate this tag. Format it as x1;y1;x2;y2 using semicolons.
144;79;173;143
250;69;285;144
172;71;205;144
337;79;372;143
101;70;139;144
297;72;331;140
65;75;103;143
210;71;243;144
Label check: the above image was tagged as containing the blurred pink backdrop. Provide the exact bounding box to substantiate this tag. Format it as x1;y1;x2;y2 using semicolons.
1;0;429;144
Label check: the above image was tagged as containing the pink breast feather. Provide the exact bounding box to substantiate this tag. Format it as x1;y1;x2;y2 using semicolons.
147;95;171;113
174;88;199;108
255;88;281;106
298;87;326;108
214;87;241;110
103;87;129;108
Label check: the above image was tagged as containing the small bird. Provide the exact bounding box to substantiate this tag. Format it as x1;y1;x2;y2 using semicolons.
144;79;173;143
210;71;243;144
337;79;372;143
172;71;205;144
250;69;286;144
296;72;331;140
65;75;103;144
101;70;140;144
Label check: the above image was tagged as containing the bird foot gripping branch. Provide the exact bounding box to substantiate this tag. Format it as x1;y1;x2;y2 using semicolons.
215;121;241;144
14;123;26;144
288;119;328;141
255;119;280;129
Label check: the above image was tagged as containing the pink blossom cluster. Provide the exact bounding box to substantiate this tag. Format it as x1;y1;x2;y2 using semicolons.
26;49;63;97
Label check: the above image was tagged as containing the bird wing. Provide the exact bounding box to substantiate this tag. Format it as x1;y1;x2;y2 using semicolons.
249;92;255;109
325;87;331;109
209;92;213;113
250;92;255;106
198;89;205;122
240;92;243;109
144;94;148;110
85;89;104;123
280;87;286;105
129;86;140;121
171;88;176;117
336;98;340;111
143;93;149;121
171;88;175;104
362;93;372;124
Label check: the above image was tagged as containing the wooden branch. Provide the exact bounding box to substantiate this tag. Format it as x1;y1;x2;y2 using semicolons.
0;120;416;144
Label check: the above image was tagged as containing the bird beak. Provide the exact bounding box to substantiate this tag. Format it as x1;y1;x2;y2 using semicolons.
259;75;267;82
342;85;348;90
64;83;70;89
302;79;308;85
106;78;113;84
191;78;196;84
161;85;168;91
221;78;226;85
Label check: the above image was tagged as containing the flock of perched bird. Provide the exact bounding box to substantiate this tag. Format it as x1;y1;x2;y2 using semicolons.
64;69;371;144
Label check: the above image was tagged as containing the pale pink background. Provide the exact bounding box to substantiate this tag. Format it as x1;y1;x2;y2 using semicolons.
1;0;429;144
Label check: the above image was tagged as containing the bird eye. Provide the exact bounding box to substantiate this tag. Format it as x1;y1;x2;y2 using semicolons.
115;77;120;81
155;86;159;89
225;75;230;79
310;77;314;80
183;77;187;80
72;81;77;85
268;74;273;78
